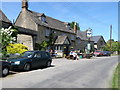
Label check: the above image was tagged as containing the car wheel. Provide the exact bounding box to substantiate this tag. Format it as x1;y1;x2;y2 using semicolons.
2;67;9;77
23;63;31;71
46;61;51;67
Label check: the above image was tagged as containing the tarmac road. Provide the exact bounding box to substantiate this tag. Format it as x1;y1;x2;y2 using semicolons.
1;56;118;88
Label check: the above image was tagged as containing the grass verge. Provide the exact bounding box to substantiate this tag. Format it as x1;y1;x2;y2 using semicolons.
112;63;120;89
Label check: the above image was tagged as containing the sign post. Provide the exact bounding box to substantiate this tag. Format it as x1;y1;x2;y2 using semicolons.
86;28;92;55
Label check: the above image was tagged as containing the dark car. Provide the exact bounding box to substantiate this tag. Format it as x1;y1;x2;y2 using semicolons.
102;51;111;56
0;61;11;77
7;51;52;71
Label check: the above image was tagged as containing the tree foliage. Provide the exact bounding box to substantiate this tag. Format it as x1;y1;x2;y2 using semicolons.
0;26;18;56
102;40;120;52
35;31;55;51
70;22;80;30
35;41;49;51
6;43;28;54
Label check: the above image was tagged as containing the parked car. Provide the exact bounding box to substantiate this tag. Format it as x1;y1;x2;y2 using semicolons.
7;51;52;71
102;51;111;56
93;50;103;56
0;61;11;77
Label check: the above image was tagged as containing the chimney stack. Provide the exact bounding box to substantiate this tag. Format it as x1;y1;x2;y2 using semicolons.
22;0;28;9
74;22;77;33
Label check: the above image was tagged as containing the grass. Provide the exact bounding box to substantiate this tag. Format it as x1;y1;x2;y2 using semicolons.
112;63;120;89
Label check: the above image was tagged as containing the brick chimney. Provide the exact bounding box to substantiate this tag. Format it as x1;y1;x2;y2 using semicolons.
22;0;28;9
74;22;77;33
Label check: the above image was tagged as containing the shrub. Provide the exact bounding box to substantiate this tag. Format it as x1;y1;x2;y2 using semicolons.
6;43;28;54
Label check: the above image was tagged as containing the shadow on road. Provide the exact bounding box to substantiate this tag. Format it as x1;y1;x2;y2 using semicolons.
0;65;55;78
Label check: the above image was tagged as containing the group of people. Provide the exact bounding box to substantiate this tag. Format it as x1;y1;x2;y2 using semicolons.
49;49;58;57
69;51;79;60
49;49;81;60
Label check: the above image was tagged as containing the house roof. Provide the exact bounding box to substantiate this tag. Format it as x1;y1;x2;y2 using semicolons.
25;10;75;34
54;36;70;45
0;10;11;23
77;30;88;41
90;36;102;43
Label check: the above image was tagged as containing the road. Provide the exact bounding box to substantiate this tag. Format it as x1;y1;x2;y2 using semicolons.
1;56;118;88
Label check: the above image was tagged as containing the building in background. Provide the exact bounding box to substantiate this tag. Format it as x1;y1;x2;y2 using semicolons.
91;36;106;50
76;30;94;52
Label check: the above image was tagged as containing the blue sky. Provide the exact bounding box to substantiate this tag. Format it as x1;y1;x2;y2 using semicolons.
1;2;118;41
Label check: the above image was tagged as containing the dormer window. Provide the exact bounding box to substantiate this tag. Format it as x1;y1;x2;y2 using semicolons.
65;23;71;30
39;13;46;23
41;16;46;23
67;24;71;30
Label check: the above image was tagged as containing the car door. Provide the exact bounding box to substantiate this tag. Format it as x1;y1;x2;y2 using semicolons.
41;52;49;66
37;52;45;66
32;52;42;68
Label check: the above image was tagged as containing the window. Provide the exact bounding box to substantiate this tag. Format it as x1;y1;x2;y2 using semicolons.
34;53;41;58
100;41;103;45
64;39;70;44
62;33;66;36
65;23;71;30
41;16;46;23
71;35;75;41
77;39;80;44
58;46;61;50
45;52;49;57
55;46;61;50
45;28;50;37
67;24;71;30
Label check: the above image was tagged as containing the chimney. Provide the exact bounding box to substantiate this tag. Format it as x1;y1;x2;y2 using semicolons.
22;0;28;9
74;22;77;33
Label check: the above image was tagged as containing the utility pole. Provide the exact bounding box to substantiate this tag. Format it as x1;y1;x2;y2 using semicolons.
110;25;112;51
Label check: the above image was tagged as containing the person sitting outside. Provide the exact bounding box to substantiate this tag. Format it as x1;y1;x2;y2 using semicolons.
72;51;78;60
69;51;73;59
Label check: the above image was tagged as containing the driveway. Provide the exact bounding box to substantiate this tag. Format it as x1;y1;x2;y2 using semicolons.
1;56;118;88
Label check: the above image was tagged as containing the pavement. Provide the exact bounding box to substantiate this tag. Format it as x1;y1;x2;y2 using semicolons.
0;56;118;88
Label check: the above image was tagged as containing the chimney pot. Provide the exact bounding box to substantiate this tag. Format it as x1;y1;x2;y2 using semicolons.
22;0;28;9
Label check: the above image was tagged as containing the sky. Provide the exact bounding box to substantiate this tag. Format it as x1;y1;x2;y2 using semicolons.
1;1;118;42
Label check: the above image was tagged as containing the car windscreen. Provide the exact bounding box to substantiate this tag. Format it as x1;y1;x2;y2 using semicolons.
21;52;34;58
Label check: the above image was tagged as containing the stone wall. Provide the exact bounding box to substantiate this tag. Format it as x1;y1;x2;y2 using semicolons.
37;25;76;49
15;10;37;31
17;34;33;50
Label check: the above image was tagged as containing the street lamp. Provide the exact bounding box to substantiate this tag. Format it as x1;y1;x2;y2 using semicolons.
86;28;92;54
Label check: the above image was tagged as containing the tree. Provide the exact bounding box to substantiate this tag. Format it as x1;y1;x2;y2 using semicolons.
35;31;55;51
102;40;120;53
70;22;80;30
48;32;54;50
0;26;17;57
35;41;49;51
